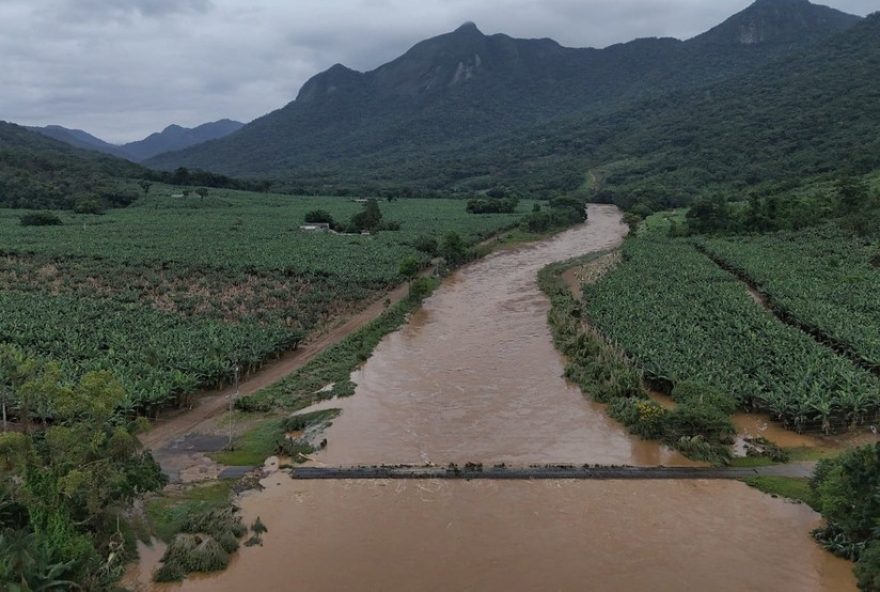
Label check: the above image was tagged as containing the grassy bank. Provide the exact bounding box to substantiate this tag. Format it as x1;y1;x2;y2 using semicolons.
743;476;817;509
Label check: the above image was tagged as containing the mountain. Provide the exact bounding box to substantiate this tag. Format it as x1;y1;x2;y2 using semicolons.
691;0;861;45
588;11;880;207
0;121;262;210
0;121;147;209
146;0;862;196
29;119;244;162
27;125;132;159
122;119;244;161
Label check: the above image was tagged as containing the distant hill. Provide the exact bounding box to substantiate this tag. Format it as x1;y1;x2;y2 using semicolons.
29;119;244;162
122;119;244;161
0;121;146;209
145;0;862;198
27;125;132;159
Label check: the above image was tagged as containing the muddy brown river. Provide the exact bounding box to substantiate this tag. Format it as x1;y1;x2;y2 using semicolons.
136;206;856;591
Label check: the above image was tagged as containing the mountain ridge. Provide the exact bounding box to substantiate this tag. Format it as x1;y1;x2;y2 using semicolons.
146;0;861;183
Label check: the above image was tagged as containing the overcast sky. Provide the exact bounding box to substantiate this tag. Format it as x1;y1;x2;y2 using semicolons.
0;0;873;143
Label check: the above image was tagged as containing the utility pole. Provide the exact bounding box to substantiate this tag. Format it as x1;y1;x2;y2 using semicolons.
228;364;240;449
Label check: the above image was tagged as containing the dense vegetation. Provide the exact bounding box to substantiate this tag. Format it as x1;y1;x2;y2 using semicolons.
811;444;880;591
0;121;145;210
0;191;532;416
0;350;166;590
584;233;880;434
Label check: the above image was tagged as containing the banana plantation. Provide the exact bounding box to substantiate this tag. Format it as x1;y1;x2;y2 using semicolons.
585;237;880;433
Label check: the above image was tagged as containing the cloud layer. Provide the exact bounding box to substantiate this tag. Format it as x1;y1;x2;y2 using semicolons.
1;0;873;143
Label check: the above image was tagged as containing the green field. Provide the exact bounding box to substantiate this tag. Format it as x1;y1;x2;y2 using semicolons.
584;229;880;432
698;226;880;371
0;190;532;413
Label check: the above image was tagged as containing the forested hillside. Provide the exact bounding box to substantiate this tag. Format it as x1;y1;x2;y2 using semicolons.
146;0;862;199
0;121;146;209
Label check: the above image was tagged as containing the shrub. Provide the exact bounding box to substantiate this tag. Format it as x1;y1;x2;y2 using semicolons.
673;435;730;464
279;409;339;433
671;381;736;415
466;197;518;214
632;400;667;438
179;506;246;553
608;397;640;426
276;437;314;460
743;437;790;463
154;534;229;582
304;209;334;224
622;212;642;233
811;444;880;550
856;542;880;592
663;404;735;444
234;396;272;413
20;212;62;226
409;277;435;301
412;235;438;256
73;196;104;214
609;398;667;439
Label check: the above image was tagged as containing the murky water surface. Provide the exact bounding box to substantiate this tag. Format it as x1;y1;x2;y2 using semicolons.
312;205;689;466
139;206;856;591
145;479;854;592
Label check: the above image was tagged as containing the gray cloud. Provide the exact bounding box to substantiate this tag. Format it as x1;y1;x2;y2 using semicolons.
0;0;874;143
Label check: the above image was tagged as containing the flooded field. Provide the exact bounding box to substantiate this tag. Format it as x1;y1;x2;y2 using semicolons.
136;206;856;591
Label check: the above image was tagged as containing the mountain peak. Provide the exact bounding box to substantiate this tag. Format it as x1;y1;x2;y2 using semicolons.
691;0;861;45
454;22;482;35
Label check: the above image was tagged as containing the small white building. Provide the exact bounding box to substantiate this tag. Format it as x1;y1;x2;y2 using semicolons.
300;223;331;232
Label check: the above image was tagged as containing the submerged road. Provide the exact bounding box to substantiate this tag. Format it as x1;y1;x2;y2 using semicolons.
290;462;817;480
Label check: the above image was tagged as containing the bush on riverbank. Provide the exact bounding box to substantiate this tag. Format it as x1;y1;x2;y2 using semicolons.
0;362;166;591
810;443;880;591
153;506;246;582
857;543;880;592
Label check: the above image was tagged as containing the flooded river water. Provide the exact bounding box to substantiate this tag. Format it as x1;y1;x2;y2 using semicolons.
140;205;856;591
